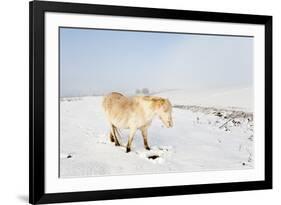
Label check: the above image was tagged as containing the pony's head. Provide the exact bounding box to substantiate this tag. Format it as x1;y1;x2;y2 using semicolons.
153;98;173;128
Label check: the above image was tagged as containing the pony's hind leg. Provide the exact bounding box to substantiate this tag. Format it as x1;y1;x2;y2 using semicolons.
109;131;115;143
111;125;120;146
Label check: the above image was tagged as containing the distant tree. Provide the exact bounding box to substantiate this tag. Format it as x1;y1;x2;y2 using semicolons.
142;88;149;94
135;89;141;94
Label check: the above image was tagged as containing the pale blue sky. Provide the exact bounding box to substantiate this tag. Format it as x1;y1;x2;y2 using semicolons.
60;28;253;97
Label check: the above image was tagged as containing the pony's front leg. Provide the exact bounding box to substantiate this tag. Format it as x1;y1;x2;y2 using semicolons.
140;126;150;150
126;128;137;153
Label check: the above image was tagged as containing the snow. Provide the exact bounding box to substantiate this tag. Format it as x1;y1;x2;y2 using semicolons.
60;88;254;178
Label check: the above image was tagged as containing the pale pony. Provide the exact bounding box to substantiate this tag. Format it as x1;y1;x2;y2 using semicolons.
102;92;173;152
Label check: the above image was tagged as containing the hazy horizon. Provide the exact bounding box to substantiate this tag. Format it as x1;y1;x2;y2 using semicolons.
60;28;253;97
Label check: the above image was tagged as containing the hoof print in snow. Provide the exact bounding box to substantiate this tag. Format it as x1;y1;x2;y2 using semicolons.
215;112;223;117
61;153;73;159
148;155;159;160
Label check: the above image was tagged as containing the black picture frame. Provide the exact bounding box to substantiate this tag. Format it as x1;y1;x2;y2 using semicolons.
29;0;272;204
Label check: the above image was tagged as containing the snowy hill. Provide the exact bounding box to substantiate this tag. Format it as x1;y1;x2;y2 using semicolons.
156;87;253;112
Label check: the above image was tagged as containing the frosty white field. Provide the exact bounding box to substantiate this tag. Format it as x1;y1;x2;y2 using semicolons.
59;88;254;178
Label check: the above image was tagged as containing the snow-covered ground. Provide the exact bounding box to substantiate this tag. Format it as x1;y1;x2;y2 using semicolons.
60;88;254;178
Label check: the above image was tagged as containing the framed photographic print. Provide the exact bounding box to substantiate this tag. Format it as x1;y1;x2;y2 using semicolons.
29;0;272;204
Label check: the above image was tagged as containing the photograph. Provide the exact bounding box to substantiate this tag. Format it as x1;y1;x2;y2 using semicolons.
59;27;254;178
29;1;272;203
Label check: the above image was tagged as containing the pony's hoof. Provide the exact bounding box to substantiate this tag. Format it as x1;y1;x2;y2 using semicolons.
126;147;131;153
146;147;151;151
115;143;120;146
